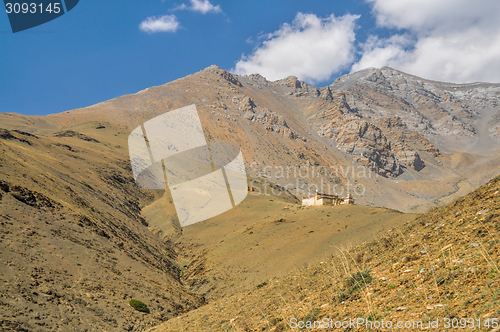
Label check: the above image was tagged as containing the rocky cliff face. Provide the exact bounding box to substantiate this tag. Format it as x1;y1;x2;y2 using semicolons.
236;95;305;141
332;67;500;139
276;76;432;177
316;106;430;178
274;67;500;177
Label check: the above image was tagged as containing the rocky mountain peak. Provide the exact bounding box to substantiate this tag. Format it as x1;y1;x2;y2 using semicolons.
275;76;302;88
271;66;499;178
244;73;270;86
203;65;242;87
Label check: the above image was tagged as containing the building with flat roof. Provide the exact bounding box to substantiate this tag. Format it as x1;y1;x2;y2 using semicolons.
301;192;354;206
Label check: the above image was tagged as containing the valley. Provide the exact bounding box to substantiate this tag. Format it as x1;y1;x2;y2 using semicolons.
1;65;499;331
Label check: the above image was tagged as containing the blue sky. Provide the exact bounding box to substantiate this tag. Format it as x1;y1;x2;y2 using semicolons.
1;0;500;116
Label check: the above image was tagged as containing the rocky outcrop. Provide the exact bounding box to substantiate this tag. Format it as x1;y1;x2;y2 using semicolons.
236;96;305;140
335;119;402;177
330;67;500;139
205;65;242;87
0;128;33;145
275;67;500;177
54;130;100;143
0;180;61;209
306;92;428;177
330;116;428;176
393;146;425;171
275;76;320;98
489;110;500;138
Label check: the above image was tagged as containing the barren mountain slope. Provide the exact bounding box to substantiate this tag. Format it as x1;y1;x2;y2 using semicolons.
149;175;500;332
3;65;497;213
1;65;499;331
0;124;204;331
0;123;415;332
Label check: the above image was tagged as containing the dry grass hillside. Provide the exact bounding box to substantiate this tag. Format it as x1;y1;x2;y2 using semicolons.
0;125;204;331
0;121;418;332
149;175;500;331
173;179;416;301
1;65;499;331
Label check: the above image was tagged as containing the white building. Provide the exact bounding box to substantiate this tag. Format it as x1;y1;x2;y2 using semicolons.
301;192;354;206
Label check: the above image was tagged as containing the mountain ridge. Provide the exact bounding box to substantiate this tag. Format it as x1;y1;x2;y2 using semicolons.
2;65;499;214
1;65;499;331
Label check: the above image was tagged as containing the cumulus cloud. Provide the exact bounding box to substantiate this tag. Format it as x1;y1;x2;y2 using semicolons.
352;0;500;83
139;15;180;33
352;34;412;71
175;0;221;14
232;13;359;83
368;0;500;32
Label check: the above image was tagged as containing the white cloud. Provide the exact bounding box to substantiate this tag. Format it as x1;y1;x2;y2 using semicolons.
352;0;500;83
232;13;359;83
368;0;500;33
175;0;221;14
139;15;180;33
351;34;412;72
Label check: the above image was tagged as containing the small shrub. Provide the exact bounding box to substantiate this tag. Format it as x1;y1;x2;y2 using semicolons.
180;261;190;278
485;213;498;223
336;291;350;302
129;299;149;313
256;281;268;289
344;270;373;292
335;270;373;303
368;312;378;321
355;252;364;264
